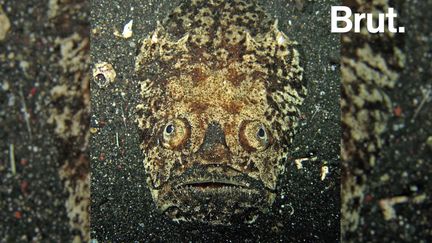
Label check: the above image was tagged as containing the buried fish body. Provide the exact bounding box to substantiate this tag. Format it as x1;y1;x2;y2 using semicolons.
135;0;306;225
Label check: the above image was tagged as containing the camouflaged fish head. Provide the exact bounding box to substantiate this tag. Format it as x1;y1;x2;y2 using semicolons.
135;0;306;225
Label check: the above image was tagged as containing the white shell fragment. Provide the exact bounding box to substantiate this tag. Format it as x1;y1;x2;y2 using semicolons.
122;20;133;39
114;19;134;39
92;62;116;87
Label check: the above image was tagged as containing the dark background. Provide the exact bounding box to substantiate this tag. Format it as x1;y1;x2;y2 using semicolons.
0;0;89;241
347;0;432;242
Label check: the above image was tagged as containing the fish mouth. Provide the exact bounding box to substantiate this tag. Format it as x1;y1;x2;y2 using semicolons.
169;164;270;193
154;165;275;225
175;179;252;190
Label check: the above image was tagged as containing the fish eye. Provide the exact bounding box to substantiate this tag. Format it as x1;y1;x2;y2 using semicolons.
162;119;190;150
239;121;272;152
257;126;266;139
165;123;175;135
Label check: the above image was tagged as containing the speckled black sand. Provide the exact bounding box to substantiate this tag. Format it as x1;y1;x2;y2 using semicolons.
0;0;89;241
90;1;340;242
346;1;432;241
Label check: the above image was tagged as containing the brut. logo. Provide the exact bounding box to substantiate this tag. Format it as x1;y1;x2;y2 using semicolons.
331;6;405;33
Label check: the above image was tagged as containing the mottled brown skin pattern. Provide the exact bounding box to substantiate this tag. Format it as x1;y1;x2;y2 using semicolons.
135;0;306;225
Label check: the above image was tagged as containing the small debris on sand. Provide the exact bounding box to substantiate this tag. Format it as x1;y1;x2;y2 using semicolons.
321;165;329;181
379;196;409;220
93;62;117;87
0;6;11;41
9;144;16;175
294;156;317;170
114;19;133;39
426;136;432;149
